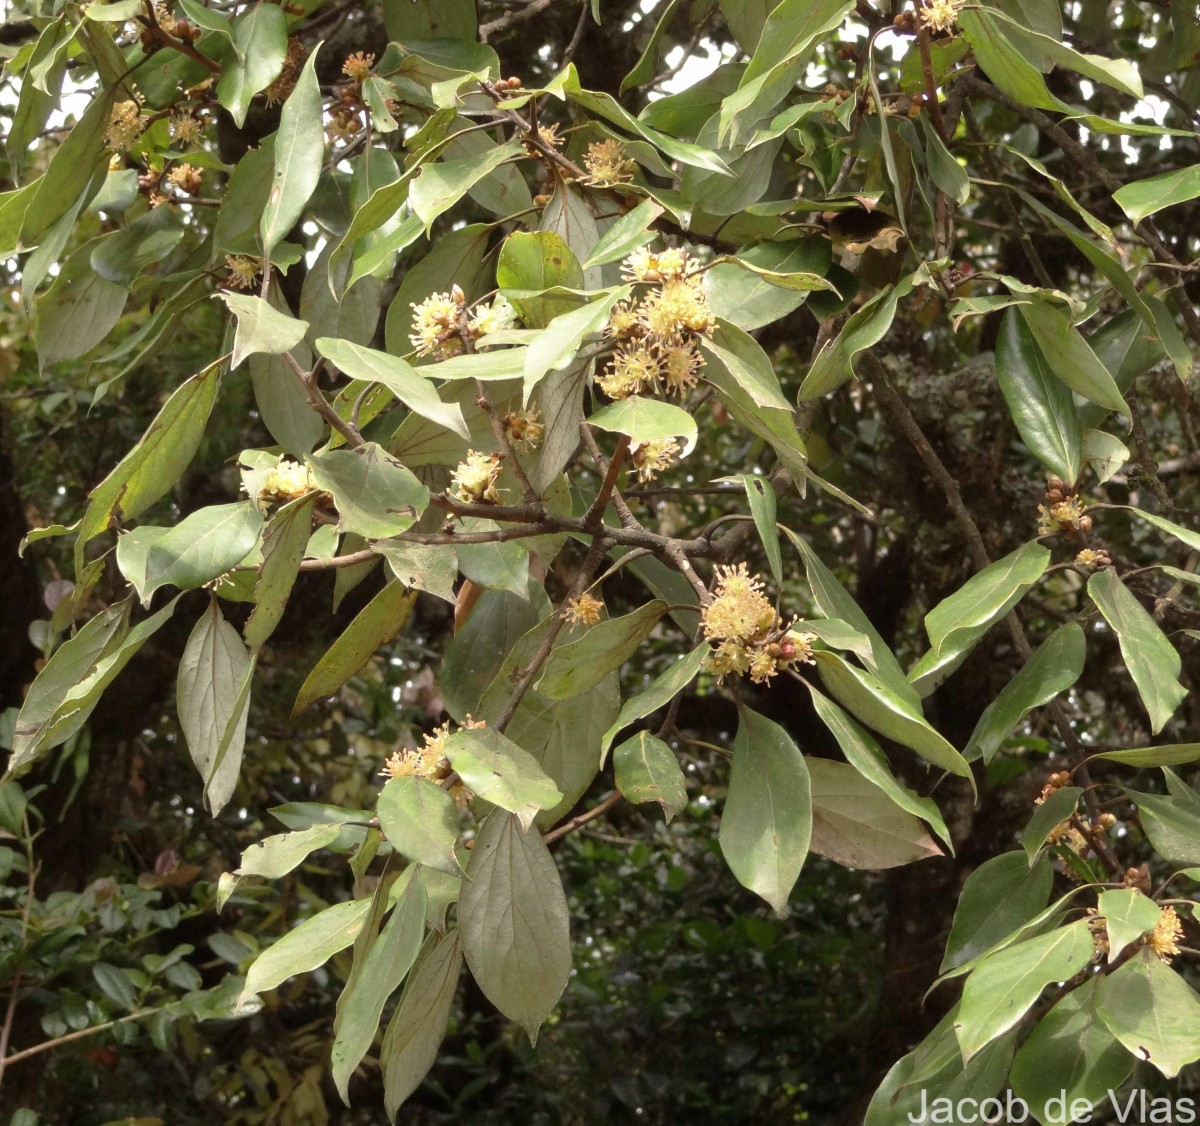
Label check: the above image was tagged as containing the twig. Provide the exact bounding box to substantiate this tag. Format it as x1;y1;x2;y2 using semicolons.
280;351;363;449
479;0;557;42
0;1009;157;1070
543;790;623;845
580;423;641;529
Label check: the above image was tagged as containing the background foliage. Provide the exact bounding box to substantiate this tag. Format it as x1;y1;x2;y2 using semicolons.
2;0;1200;1123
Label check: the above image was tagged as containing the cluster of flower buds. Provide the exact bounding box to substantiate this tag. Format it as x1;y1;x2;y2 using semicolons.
1034;769;1074;805
700;564;816;684
494;76;525;93
1037;476;1092;537
583;139;636;187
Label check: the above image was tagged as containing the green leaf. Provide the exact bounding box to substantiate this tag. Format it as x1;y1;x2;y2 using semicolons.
377;776;461;874
250;349;325;457
142;502;263;599
522;288;631;401
1098;887;1162;963
815;652;973;784
20;85;115;244
293;582;417;714
600;644;709;762
308;443;430;540
908;542;1051;696
865;1006;1018;1126
218;293;309;370
315;339;469;438
458;811;571;1043
700;321;791;410
784;530;917;705
1114;163;1200;224
716;0;856;148
807;686;952;851
1089;567;1187;734
1097;743;1200;768
244;495;315;651
7;597;178;781
497;231;584;329
1021;785;1083;863
93;963;139;1011
587;396;697;455
955;921;1095;1062
1083;429;1129;485
373;541;459;604
455;522;530;596
799;275;916;401
331;873;427;1105
1127;506;1200;555
35;244;128;371
410;141;524;232
995;308;1083;483
216;2;288;129
1127;789;1200;867
965;623;1086;762
942;852;1054;973
546;65;732;175
235;823;345;879
89;209;185;285
613;732;687;822
806;757;941;870
1096;948;1200;1079
703;237;832;332
582;199;664;270
1009;978;1134;1125
260;46;325;257
537;601;667;700
443;728;562;829
719;707;811;914
381;930;463;1121
240;897;373;1004
1018;298;1128;416
177;600;252;816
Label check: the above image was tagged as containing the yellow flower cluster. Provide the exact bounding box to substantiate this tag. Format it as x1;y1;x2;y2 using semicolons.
468;296;517;341
225;255;260;290
166;162;202;195
257;459;316;506
410;289;464;358
598;248;714;402
1074;547;1111;569
631;438;679;482
1037;495;1087;536
450;450;504;505
700;564;815;684
1150;906;1183;963
169;111;204;145
379;716;486;783
583;138;635;186
105;98;145;153
563;592;604;627
410;289;519;359
342;52;375;81
920;0;965;33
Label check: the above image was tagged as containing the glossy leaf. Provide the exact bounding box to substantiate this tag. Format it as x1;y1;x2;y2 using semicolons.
587;396;698;456
240;897;372;1004
331;873;427;1104
443;727;561;829
142;502;264;599
1113;163;1200;224
955;920;1095;1062
1009;978;1134;1125
995;307;1083;483
1089;567;1187;734
1018;298;1127;416
600;644;709;762
965;623;1086;762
